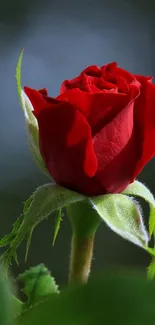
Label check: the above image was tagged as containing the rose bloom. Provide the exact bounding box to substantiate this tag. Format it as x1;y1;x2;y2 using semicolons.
24;62;155;196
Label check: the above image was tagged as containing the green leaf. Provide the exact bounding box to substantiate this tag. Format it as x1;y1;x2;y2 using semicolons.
147;258;155;280
1;184;85;268
122;180;155;236
0;268;16;324
15;272;155;325
90;193;149;249
18;264;59;308
52;209;63;246
11;296;23;318
15;50;50;177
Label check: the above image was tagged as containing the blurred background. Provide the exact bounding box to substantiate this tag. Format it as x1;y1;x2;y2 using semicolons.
0;0;155;286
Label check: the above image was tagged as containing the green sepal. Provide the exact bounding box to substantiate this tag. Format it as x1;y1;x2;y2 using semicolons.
0;184;85;269
122;180;155;236
16;50;50;177
52;209;63;246
90;193;149;249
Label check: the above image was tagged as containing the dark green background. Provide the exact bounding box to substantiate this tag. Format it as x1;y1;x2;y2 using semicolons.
0;0;155;285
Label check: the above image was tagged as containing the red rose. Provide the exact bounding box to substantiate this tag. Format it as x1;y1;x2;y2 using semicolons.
24;62;155;196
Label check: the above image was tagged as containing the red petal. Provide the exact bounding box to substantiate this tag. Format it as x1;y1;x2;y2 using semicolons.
60;76;82;93
39;88;48;96
81;65;102;77
24;87;60;114
60;80;70;93
60;66;102;93
131;75;155;179
36;100;99;192
93;101;138;193
101;62;118;74
58;89;134;135
115;66;135;83
101;63;134;84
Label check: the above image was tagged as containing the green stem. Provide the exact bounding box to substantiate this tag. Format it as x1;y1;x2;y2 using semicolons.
67;200;101;285
69;233;95;284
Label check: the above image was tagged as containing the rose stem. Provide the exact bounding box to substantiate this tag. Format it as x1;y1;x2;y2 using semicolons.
66;200;101;285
